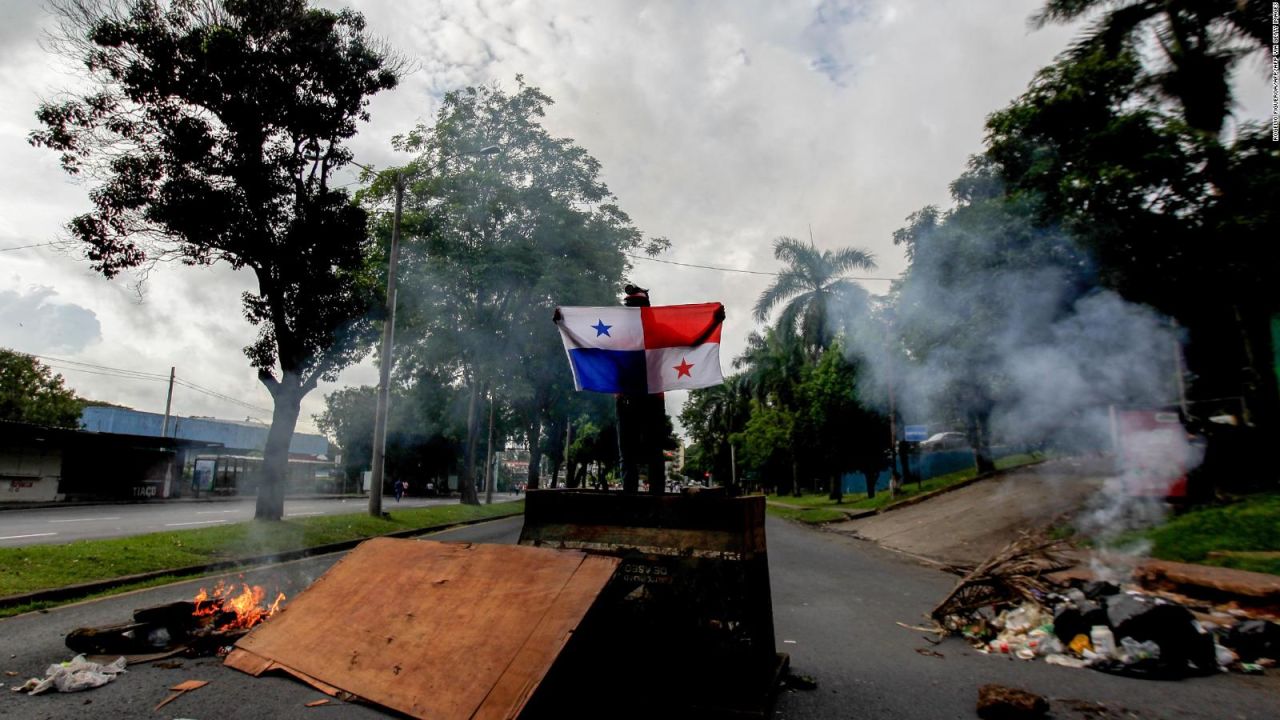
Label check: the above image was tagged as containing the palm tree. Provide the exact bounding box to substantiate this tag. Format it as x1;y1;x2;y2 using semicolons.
734;327;809;495
1033;0;1268;142
753;237;876;355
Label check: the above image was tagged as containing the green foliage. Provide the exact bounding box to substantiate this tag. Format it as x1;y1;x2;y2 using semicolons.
30;0;401;519
1144;494;1280;576
680;375;751;486
733;400;795;482
0;349;83;428
764;504;849;525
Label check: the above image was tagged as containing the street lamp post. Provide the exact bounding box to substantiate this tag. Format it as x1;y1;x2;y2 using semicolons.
360;146;499;518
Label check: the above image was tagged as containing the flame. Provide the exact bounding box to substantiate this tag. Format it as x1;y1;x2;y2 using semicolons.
191;579;286;631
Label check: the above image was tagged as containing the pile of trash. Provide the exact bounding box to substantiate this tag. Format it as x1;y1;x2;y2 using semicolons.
931;535;1278;679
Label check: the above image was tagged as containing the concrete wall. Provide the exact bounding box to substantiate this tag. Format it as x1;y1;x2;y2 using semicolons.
0;444;62;502
82;407;328;456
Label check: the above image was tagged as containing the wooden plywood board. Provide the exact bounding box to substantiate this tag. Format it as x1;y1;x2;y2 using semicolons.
225;538;618;720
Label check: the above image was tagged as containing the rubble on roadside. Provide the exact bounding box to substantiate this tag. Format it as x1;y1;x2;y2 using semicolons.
976;684;1049;720
928;534;1279;679
8;655;126;695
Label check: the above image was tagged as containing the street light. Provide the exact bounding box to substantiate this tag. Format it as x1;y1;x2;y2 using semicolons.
359;145;500;518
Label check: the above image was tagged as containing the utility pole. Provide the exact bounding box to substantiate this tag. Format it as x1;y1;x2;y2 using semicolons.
160;367;175;438
363;144;499;517
369;172;404;518
484;393;496;504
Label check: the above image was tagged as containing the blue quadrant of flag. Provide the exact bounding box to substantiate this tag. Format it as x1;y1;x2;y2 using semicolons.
568;348;648;394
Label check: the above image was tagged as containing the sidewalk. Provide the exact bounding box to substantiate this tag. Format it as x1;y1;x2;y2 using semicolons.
826;457;1103;566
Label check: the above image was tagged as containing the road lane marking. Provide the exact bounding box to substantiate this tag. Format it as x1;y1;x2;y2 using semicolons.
47;517;122;523
164;520;228;527
285;511;325;517
0;533;58;540
195;510;240;515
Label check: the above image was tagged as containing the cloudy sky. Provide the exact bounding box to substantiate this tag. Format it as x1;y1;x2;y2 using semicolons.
0;1;1270;437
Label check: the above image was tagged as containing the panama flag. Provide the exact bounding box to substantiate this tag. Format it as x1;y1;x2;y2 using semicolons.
555;303;725;394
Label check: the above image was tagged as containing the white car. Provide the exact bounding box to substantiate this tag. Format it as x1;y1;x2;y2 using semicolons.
919;431;968;451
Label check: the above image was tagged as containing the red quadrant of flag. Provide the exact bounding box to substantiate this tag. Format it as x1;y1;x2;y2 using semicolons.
640;303;723;349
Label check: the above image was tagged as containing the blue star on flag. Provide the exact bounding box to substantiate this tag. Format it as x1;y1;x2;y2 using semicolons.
591;319;612;337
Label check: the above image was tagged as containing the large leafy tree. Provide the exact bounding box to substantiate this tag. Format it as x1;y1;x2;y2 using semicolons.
752;237;876;354
31;0;399;519
378;79;664;503
797;343;888;501
0;350;84;428
990;4;1280;430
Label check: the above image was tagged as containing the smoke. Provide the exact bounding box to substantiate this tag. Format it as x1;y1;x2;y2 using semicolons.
835;215;1196;567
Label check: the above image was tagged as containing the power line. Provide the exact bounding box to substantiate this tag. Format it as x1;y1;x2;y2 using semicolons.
173;377;272;415
23;351;272;417
30;353;170;381
623;252;898;282
0;241;74;253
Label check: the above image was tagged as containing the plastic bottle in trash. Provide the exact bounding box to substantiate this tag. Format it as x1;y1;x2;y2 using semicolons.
1090;626;1116;659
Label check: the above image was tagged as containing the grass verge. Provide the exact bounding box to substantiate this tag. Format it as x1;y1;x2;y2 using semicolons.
766;453;1045;514
0;501;524;603
764;504;850;525
1144;493;1280;576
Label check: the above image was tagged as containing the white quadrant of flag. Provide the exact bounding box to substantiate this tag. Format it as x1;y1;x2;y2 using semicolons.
556;306;645;351
645;344;722;392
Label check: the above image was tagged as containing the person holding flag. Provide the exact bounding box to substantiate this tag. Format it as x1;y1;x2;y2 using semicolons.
554;285;726;493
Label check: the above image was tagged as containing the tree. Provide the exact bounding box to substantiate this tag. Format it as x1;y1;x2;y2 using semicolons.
314;385;377;486
377;79;664;503
732;402;795;496
31;0;400;519
988;12;1280;432
752;237;876;354
0;350;84;428
797;343;888;502
1033;0;1268;148
680;375;750;490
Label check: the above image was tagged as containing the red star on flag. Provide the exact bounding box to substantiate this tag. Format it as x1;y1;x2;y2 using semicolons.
673;358;694;378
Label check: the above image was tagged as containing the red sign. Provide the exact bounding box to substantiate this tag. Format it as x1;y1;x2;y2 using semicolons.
1114;410;1188;498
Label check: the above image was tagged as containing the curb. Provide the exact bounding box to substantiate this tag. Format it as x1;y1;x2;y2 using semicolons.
768;458;1052;525
869;458;1051;516
0;509;525;611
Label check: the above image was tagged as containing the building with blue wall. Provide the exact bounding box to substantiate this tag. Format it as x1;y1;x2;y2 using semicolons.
81;407;328;458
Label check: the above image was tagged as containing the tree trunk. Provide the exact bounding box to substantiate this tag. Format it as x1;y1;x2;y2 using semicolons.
255;374;304;521
863;470;877;499
969;411;996;475
460;382;481;505
790;457;800;497
828;473;842;503
566;453;581;489
526;417;542;490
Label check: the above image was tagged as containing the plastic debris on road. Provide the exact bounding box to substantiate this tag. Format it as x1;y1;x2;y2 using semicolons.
926;534;1278;679
10;654;126;695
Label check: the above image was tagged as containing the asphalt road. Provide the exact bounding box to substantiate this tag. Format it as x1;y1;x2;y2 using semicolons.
1;515;1276;719
0;494;521;547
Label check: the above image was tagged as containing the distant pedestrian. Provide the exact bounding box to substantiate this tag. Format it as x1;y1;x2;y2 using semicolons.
393;478;404;502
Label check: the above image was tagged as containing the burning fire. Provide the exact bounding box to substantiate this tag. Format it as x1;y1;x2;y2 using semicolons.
193;579;286;631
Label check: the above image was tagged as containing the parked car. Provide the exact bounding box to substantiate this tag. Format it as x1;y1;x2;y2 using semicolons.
919;431;968;452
